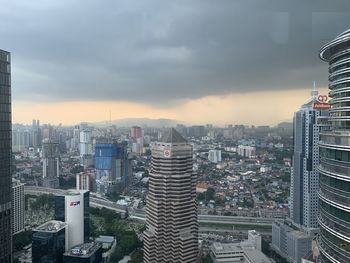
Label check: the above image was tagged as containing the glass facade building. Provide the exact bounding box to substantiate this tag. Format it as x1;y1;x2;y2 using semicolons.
318;29;350;262
95;143;129;194
32;221;67;263
0;49;12;262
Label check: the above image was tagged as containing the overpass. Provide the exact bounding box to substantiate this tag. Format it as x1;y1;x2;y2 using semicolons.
25;186;275;228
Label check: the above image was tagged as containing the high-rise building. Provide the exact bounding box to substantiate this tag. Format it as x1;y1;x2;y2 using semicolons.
143;128;198;263
0;49;12;262
32;220;67;263
290;85;328;229
237;145;256;158
42;139;60;188
272;87;328;262
208;149;222;163
76;171;95;192
95;143;129;194
317;29;350;262
130;126;144;155
80;130;93;157
131;126;143;139
54;190;90;250
12;179;25;235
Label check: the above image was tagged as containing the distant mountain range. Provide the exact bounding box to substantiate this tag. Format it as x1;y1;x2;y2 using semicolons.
93;118;184;128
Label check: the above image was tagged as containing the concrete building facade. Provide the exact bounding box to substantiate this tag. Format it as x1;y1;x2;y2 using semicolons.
143;128;198;263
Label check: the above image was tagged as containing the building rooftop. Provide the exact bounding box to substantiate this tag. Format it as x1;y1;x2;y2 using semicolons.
319;28;350;61
160;128;187;143
211;242;271;263
95;235;115;244
64;242;101;257
34;220;67;233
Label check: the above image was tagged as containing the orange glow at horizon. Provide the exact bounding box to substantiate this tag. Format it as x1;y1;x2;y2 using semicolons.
13;88;328;126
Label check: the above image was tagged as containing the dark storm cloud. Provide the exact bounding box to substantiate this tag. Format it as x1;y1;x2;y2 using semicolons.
1;0;350;105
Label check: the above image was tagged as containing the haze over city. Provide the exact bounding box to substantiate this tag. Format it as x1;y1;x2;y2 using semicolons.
2;0;348;125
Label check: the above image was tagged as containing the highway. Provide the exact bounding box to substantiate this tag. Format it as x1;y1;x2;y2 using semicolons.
25;186;274;228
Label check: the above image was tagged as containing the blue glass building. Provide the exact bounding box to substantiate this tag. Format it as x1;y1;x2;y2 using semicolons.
95;143;129;194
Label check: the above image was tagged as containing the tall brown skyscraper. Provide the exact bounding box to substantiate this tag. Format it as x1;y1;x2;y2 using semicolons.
0;49;12;262
143;128;198;263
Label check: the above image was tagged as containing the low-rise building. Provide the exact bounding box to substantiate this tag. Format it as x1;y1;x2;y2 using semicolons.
272;220;313;263
210;230;271;263
63;242;102;263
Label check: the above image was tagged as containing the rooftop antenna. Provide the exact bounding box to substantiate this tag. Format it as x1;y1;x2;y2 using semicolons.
109;110;111;128
311;80;318;100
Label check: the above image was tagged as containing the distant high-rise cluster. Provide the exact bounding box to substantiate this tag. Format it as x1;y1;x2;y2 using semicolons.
12;119;42;152
144;128;198;263
317;29;350;263
0;49;12;262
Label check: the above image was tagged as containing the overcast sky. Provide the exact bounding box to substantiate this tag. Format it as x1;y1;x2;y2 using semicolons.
2;0;350;125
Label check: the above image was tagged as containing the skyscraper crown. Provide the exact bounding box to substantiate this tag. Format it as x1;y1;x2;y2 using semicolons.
159;128;187;143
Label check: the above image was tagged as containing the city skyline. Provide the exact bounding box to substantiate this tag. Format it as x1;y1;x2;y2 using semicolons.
2;1;349;125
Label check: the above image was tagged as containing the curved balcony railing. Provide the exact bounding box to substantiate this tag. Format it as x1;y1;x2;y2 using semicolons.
319;158;350;179
320;181;350;200
317;234;350;263
318;208;350;243
318;190;350;213
319;132;350;147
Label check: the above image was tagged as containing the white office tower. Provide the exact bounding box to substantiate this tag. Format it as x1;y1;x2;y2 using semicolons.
79;130;93;156
208;149;222;163
12;179;25;234
290;85;328;229
54;190;90;251
42;139;60;188
144;128;198;263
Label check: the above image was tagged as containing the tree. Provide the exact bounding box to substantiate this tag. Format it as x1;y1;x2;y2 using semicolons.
202;254;213;263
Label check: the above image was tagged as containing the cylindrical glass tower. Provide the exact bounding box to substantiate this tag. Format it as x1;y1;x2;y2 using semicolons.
318;29;350;263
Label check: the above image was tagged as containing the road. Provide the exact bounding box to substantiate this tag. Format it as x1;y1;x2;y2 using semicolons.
25;186;275;229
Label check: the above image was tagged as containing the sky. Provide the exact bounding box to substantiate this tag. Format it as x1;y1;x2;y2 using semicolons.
2;0;350;126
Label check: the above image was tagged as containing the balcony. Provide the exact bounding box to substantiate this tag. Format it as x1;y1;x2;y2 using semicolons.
318;207;350;242
320;181;350;200
318;190;350;214
317;234;350;263
320;131;350;147
319;159;350;180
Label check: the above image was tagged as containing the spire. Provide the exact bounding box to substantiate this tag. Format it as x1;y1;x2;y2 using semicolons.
311;80;318;100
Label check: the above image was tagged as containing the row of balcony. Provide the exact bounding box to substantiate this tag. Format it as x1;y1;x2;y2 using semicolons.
317;234;350;263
